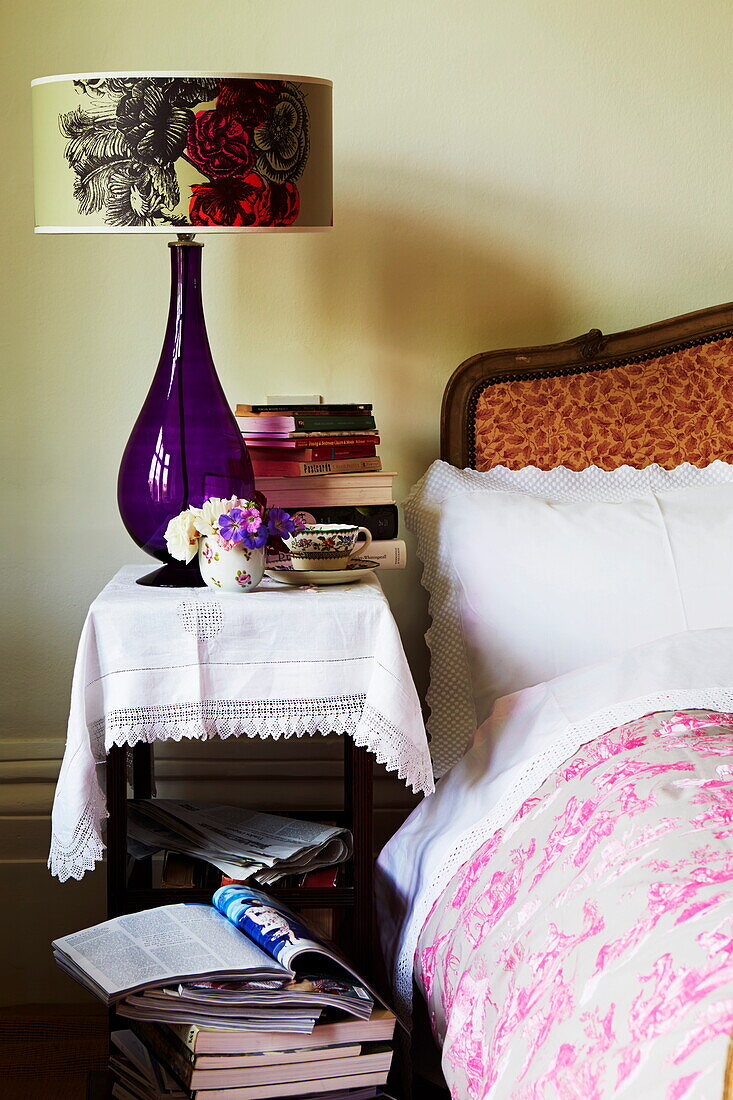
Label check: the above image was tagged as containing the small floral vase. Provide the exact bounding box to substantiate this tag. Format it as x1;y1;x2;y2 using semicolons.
198;535;265;593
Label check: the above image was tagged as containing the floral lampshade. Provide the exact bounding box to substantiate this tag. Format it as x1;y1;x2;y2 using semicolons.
31;71;332;231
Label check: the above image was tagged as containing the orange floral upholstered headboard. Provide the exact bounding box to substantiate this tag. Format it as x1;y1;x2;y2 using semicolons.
441;303;733;472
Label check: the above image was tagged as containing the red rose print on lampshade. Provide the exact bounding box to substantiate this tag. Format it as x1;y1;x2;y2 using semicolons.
185;80;311;228
186;110;255;178
190;173;272;227
33;73;332;231
270;182;300;226
217;80;280;127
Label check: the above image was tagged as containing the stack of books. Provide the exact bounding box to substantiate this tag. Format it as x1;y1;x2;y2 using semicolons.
111;1017;397;1099
236;402;405;567
53;885;397;1099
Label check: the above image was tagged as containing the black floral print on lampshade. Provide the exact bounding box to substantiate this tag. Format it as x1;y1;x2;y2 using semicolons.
59;76;310;228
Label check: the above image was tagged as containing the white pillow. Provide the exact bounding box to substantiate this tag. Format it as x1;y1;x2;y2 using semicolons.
405;459;733;774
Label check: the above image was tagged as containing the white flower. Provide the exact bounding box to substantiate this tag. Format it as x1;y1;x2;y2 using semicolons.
164;509;200;563
191;496;253;536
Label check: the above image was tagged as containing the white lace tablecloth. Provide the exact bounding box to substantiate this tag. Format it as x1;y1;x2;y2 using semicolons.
50;566;433;882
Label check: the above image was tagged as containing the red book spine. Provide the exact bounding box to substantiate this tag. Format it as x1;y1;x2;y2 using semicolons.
301;867;340;887
250;445;376;461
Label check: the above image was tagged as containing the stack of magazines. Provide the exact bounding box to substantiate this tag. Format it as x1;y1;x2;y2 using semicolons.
127;800;353;885
53;886;397;1098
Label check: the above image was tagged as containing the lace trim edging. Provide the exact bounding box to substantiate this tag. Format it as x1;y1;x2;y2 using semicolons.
48;765;108;883
100;706;432;796
50;703;433;884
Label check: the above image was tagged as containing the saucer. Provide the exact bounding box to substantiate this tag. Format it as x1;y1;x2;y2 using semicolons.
265;559;379;586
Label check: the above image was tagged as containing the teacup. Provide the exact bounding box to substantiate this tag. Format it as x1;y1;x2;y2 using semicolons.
284;523;373;571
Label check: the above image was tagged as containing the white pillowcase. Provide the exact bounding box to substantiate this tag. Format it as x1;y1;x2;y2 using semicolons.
405;459;733;775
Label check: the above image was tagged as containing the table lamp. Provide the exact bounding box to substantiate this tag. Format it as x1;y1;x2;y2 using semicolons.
31;71;333;585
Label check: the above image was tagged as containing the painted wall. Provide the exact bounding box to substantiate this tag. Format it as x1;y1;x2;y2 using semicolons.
3;0;733;1001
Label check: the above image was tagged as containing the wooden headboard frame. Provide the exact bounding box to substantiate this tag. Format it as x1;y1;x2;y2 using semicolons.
441;300;733;471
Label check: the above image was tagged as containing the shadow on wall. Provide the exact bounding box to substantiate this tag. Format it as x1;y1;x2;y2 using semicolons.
315;178;570;352
300;174;573;705
223;168;577;711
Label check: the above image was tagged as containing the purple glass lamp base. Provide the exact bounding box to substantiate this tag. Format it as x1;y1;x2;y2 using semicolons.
136;560;206;588
118;238;255;586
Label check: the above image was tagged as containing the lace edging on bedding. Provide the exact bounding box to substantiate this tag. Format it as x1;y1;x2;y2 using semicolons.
392;690;733;1020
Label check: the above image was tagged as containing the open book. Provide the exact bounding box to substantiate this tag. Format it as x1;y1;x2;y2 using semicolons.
53;886;388;1028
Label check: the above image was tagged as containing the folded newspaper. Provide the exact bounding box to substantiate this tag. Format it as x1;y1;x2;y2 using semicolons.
53;886;388;1032
127;800;353;884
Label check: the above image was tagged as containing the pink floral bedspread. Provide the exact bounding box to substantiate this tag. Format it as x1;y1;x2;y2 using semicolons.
416;711;733;1099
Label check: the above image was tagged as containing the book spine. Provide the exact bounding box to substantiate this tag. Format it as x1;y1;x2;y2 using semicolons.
191;1068;390;1099
292;415;377;431
252;457;382;477
356;539;406;568
248;445;377;461
288;505;398;540
307;445;376;460
236;404;372;415
130;1021;194;1085
266;492;394;508
243;434;380;446
257;472;394;489
166;1021;201;1055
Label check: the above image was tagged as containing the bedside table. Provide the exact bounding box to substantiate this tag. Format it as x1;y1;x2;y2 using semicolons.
50;566;433;968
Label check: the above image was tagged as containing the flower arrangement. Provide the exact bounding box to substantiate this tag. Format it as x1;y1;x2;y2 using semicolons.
164;496;303;564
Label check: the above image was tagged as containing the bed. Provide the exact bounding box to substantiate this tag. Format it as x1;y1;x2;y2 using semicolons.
377;301;733;1099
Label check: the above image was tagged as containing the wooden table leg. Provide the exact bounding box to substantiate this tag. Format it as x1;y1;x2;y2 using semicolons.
129;743;154;890
106;744;128;1044
344;737;374;970
106;745;128;919
132;743;154;799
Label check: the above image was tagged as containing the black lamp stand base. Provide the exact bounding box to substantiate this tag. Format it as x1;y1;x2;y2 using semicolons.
136;561;206;588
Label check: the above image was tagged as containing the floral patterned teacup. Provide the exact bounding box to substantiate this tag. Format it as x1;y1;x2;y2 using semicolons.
198;535;265;592
284;523;372;570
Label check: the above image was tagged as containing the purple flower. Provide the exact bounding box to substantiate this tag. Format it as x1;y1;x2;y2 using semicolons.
218;508;249;543
241;524;269;550
267;507;298;540
242;505;264;534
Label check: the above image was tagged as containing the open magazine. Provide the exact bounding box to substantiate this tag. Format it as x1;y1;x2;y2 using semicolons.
53;886;389;1029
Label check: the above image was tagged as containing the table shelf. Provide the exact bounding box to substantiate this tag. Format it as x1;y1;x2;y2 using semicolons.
107;738;375;968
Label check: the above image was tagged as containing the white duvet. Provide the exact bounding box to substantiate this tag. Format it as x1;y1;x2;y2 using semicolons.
377;627;733;1016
